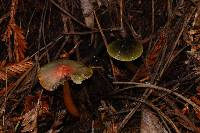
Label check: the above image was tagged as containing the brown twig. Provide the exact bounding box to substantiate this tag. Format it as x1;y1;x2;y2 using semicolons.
62;28;121;35
114;95;180;133
94;11;108;48
50;0;90;28
113;82;200;111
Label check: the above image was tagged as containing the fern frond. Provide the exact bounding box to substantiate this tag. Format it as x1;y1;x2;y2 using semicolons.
2;0;27;62
0;60;33;80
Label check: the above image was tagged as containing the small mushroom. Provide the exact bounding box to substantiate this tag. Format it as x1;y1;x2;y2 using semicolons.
107;39;143;61
37;59;93;117
37;59;93;91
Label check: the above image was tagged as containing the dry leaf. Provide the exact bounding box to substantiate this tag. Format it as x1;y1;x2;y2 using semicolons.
141;108;168;133
80;0;94;28
21;107;38;133
21;93;49;133
47;110;66;133
103;122;118;133
146;30;167;66
24;92;49;113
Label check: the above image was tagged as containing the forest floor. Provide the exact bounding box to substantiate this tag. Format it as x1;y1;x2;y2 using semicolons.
1;0;200;133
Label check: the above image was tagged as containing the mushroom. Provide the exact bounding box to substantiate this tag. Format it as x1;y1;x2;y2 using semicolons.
37;59;93;117
107;39;143;61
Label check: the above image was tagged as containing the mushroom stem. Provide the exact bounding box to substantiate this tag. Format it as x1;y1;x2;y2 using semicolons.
63;81;80;117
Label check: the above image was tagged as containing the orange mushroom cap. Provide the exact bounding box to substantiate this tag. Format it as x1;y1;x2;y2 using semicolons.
37;59;93;91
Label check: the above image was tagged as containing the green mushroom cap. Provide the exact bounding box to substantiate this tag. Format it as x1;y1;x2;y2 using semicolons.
107;39;143;61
